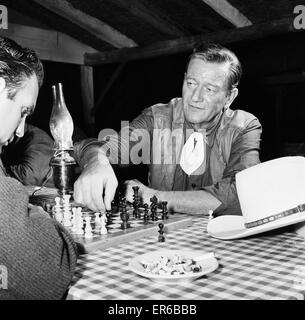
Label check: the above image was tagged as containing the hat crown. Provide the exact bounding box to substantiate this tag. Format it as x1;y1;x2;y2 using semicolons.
236;157;305;225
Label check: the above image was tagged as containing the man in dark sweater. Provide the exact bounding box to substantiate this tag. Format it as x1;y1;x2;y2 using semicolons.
0;37;78;299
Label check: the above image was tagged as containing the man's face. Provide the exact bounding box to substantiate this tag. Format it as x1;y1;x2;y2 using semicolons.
0;75;38;151
182;58;233;128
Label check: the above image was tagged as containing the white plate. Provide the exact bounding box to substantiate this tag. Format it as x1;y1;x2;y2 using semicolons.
128;250;218;283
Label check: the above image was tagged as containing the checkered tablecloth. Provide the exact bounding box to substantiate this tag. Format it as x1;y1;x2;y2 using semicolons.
67;216;305;300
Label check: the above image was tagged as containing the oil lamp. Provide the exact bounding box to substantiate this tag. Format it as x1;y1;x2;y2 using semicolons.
49;83;76;195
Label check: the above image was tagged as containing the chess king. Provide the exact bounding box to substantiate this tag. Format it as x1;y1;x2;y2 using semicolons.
72;43;262;217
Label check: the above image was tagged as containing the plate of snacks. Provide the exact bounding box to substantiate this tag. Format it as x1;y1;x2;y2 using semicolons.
128;250;218;283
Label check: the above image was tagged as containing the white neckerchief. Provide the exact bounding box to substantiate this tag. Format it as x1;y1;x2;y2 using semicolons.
180;132;205;176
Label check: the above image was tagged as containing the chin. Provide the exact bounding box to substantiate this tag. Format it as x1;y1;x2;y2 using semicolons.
185;114;206;125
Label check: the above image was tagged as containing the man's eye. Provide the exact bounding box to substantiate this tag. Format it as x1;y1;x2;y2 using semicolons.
207;87;215;92
187;80;197;87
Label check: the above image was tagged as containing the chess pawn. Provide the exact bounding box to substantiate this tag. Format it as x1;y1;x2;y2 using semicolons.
54;208;63;224
84;216;93;239
71;208;78;232
95;212;101;229
75;208;84;235
62;206;72;227
151;207;158;222
120;209;130;230
143;204;149;224
100;213;108;235
53;197;63;223
158;223;165;242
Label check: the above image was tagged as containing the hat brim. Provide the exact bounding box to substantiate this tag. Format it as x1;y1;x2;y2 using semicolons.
207;212;305;240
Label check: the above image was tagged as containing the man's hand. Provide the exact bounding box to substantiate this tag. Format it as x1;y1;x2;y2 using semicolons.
73;158;118;212
124;179;157;204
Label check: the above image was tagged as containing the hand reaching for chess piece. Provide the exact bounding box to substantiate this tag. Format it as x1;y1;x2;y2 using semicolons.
124;179;157;205
73;152;118;212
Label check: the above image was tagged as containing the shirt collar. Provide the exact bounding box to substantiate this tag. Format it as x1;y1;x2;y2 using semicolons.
185;110;224;147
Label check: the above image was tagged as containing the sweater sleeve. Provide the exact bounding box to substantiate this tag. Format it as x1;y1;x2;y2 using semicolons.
0;177;78;300
2;124;54;186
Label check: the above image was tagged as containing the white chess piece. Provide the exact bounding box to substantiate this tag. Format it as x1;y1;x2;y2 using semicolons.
71;208;77;232
100;213;108;235
95;212;101;229
53;197;63;223
75;209;84;235
84;216;93;239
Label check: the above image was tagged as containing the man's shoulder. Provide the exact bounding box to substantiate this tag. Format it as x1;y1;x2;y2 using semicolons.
148;98;181;117
222;108;261;131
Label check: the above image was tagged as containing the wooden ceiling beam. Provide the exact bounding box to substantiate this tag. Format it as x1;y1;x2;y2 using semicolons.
84;18;298;66
115;0;186;37
32;0;138;48
201;0;252;27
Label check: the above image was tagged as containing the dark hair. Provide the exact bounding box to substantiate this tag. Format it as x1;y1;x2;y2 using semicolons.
187;43;242;91
0;37;44;99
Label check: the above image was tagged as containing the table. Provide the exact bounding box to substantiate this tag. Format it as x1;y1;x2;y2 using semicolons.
67;216;305;300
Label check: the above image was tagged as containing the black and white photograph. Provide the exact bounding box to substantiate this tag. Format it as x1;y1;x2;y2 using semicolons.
0;0;305;307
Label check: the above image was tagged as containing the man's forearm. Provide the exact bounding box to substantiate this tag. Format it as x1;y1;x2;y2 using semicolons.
155;190;221;215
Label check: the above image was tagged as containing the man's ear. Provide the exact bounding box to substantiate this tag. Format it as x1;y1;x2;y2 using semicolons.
0;77;6;94
224;88;238;109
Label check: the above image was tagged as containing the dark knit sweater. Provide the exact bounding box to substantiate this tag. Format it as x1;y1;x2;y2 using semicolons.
0;164;78;300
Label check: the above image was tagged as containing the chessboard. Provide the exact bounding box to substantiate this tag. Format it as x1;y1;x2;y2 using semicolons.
27;186;193;254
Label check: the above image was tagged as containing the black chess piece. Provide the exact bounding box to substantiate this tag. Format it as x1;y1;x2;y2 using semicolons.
143;203;149;224
161;201;169;220
150;195;158;209
106;210;112;225
120;205;130;230
111;200;118;213
158;223;165;242
151;206;158;222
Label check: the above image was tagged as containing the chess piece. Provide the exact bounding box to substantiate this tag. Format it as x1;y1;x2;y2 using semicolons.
71;207;78;232
111;200;117;213
150;195;158;210
95;212;102;229
106;210;112;225
84;216;93;239
143;203;149;224
161;201;169;220
53;196;63;223
151;206;158;222
100;213;108;235
132;186;141;213
75;207;84;235
62;194;72;227
120;205;130;230
158;223;165;242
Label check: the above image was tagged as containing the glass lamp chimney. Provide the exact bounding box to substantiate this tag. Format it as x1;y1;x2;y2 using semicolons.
49;83;74;150
49;83;76;195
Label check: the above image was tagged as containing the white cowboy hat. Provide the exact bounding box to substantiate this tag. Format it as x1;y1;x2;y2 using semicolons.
207;156;305;240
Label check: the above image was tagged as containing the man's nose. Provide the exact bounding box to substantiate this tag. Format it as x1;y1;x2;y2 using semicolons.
191;86;205;102
15;117;26;138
